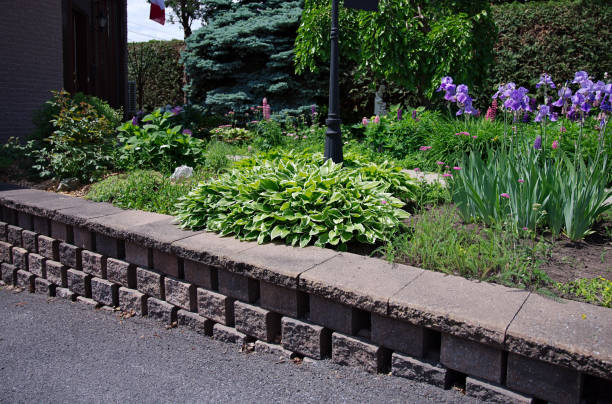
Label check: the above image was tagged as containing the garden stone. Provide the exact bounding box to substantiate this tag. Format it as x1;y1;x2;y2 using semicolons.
170;165;193;181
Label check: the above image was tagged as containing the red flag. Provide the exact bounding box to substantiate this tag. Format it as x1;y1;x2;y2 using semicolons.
150;0;165;25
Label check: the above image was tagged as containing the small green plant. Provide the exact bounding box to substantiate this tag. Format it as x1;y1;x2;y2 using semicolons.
253;120;285;151
117;109;206;173
210;125;253;143
204;141;232;173
556;277;612;308
176;154;412;249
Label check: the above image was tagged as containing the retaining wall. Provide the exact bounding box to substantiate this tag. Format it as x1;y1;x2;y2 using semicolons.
0;184;610;404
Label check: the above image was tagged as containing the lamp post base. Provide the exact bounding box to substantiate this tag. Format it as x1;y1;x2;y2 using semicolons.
324;117;343;163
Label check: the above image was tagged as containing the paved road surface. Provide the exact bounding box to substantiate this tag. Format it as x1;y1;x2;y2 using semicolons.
0;286;478;404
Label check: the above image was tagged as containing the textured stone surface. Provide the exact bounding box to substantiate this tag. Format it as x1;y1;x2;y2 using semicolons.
218;269;259;303
76;296;101;309
152;249;180;277
66;269;91;298
51;221;72;243
37;235;59;261
34;277;55;296
234;301;281;342
16;269;35;292
506;293;612;380
46;260;67;287
147;297;177;324
164;276;196;311
7;225;23;246
309;294;364;335
388;270;529;346
466;377;534;404
17;212;33;230
73;227;94;250
118;287;148;315
183;259;217;290
55;287;76;301
170;232;256;271
300;252;423;315
332;332;387;373
95;234;124;259
81;250;106;278
28;253;46;278
212;323;248;345
281;317;331;360
391;353;448;388
125;241;152;268
50;199;121;227
177;309;213;336
91;278;119;306
59;242;82;270
12;247;28;270
136;267;165;299
0;241;12;263
0;221;7;241
440;334;505;384
106;258;135;288
1;263;17;285
197;288;234;326
87;210;167;243
371;314;433;358
22;230;38;252
0;189;83;219
32;216;50;235
506;353;582;404
260;281;307;318
254;341;293;358
125;216;203;254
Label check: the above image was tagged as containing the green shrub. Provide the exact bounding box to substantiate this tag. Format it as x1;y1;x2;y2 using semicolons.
176;153;414;248
117;109;206;173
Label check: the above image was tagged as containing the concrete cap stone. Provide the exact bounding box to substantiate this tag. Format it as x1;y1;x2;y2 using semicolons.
50;200;123;226
124;217;203;253
0;189;84;216
85;210;169;240
505;293;612;380
299;252;424;315
388;270;530;346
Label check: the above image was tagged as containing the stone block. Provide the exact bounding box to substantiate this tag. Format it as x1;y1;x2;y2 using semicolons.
95;234;124;259
22;230;38;252
119;287;148;316
177;309;213;336
81;250;106;278
183;259;217;290
332;332;388;373
28;253;46;278
0;221;7;241
136;267;165;299
106;258;135;288
91;278;119;306
164;276;196;311
466;377;534;404
77;296;101;309
391;353;448;388
73;227;94;250
59;242;82;270
55;287;76;301
2;207;17;225
147;297;177;324
12;247;28;270
46;260;67;287
440;334;505;384
125;241;152;268
218;269;259;303
51;221;72;243
309;294;361;335
16;270;35;292
234;301;281;342
34;278;56;296
281;317;331;360
66;269;92;298
17;212;33;230
1;263;17;285
506;353;582;404
152;249;180;277
254;341;293;358
37;235;59;261
7;225;23;246
32;216;50;235
260;281;307;318
212;323;248;345
197;288;235;326
371;314;435;358
0;241;12;263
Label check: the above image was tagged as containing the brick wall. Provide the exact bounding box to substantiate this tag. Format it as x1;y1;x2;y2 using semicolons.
0;2;64;143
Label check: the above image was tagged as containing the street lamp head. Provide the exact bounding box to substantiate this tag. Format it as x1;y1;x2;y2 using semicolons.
344;0;379;11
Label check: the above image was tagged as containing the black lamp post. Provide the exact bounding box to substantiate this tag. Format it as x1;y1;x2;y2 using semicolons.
324;0;379;164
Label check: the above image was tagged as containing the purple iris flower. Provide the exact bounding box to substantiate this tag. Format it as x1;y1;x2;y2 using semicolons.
437;76;454;92
131;116;139;126
534;105;558;123
183;129;192;135
171;106;184;115
411;110;418;120
311;104;316;117
536;73;556;89
533;136;542;150
572;71;588;84
443;84;457;102
504;87;530;111
552;85;572;107
397;108;403;121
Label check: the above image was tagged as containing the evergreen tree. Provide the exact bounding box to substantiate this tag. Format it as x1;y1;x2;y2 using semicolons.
182;0;323;115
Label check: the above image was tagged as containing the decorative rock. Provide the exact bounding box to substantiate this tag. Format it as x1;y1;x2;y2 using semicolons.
59;242;82;269
91;278;119;306
22;230;38;252
55;287;76;301
164;276;196;311
147;297;177;324
260;281;307;318
119;287;148;315
281;317;331;360
66;269;92;298
106;258;135;288
197;288;234;326
391;352;448;388
0;221;7;241
81;250;106;278
177;309;213;336
466;377;534;404
12;247;28;270
34;278;55;296
46;260;67;287
234;301;281;342
183;259;217;290
16;270;35;292
440;333;505;384
57;177;80;192
332;332;388;373
28;253;46;278
136;267;165;299
170;165;193;181
212;323;248;345
0;241;12;263
37;235;59;261
218;269;259;303
1;263;17;285
76;296;100;309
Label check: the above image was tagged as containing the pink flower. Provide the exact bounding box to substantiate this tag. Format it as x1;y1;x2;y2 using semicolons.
362;117;369;126
522;227;528;231
374;115;380;124
445;165;450;169
453;166;461;171
552;140;559;149
472;135;477;139
500;193;510;199
419;146;432;151
302;135;307;139
381;200;387;205
518;179;524;183
436;161;445;165
443;173;452;177
454;132;461;136
462;132;470;136
414;168;420;172
560;126;567;133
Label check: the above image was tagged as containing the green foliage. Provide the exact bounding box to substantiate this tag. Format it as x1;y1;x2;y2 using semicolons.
203;141;232;172
117;109;206;173
183;0;324;115
210;126;253;143
176;153;414;249
23;90;117;182
86;169;210;215
556;277;612;308
253;120;285;151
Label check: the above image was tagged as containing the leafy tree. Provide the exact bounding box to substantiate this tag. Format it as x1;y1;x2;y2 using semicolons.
183;0;324;115
295;0;496;106
163;0;206;38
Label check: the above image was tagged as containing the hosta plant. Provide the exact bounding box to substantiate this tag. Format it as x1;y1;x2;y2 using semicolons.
176;156;411;249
